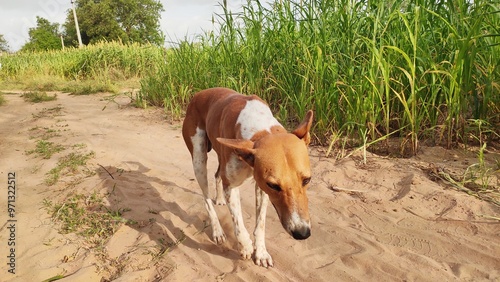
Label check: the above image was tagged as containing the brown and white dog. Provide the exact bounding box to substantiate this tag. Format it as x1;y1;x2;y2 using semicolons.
182;87;313;267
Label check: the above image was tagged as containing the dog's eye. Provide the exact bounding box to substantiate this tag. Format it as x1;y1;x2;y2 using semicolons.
266;182;282;192
302;177;311;186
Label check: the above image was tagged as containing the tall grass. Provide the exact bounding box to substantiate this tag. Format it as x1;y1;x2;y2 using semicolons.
140;0;500;154
0;41;164;93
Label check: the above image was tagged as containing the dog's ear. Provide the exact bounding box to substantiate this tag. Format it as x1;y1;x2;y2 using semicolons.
292;110;313;146
217;138;256;166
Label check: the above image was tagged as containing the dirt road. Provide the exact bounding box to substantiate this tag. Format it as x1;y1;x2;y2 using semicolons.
0;92;498;281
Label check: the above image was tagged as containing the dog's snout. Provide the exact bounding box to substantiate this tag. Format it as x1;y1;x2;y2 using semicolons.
291;226;311;240
282;211;311;240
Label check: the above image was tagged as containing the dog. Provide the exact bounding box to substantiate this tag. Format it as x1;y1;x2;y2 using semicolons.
182;87;313;267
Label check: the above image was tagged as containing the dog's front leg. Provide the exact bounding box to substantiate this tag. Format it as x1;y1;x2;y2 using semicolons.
214;173;226;205
225;186;253;259
254;184;273;267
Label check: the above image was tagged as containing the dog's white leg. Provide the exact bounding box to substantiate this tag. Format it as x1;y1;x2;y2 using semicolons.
214;165;226;205
191;128;225;244
254;184;273;267
225;186;253;259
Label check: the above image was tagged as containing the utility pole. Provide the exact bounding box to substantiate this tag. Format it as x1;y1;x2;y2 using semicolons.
60;34;65;50
71;0;83;47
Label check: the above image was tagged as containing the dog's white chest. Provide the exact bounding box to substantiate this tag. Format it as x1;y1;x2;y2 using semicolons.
236;100;281;140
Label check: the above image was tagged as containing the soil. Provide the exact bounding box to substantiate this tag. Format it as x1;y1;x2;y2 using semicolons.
0;91;499;281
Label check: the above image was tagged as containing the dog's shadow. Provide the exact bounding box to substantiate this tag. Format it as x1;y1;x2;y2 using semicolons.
96;161;242;263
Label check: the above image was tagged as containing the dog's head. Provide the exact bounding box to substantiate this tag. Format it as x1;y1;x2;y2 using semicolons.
218;110;313;240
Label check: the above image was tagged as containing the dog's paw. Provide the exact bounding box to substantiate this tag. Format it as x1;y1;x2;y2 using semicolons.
214;197;226;206
254;249;274;268
212;228;226;244
239;241;254;260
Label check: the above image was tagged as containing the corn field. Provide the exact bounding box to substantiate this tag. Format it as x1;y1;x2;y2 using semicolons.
140;0;500;154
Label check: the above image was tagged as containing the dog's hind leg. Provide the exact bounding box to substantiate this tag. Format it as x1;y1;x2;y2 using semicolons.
214;164;226;205
191;127;226;244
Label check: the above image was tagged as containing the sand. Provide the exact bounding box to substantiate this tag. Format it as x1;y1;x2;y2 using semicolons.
0;91;498;281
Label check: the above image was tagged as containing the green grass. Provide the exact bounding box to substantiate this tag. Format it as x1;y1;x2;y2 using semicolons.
45;151;95;186
0;41;163;94
29;127;61;140
63;80;119;95
138;0;499;155
27;140;65;159
22;91;57;103
43;191;129;240
32;106;63;120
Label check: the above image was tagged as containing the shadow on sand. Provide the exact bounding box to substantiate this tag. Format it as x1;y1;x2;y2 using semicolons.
95;161;242;263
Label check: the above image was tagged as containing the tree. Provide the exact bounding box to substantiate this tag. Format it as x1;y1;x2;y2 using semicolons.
21;17;61;52
64;0;164;46
0;34;9;52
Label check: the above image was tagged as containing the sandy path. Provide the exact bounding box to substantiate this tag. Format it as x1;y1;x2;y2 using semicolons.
0;92;498;281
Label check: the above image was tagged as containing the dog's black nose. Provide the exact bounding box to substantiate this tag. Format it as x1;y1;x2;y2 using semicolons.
291;227;311;240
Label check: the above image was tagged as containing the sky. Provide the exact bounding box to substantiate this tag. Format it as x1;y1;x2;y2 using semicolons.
0;0;246;51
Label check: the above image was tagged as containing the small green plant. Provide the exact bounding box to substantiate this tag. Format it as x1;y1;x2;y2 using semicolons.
26;140;65;159
72;143;87;149
462;143;498;191
45;151;95;186
462;119;500;193
22;91;57;103
28;127;61;140
32;106;63;119
429;141;499;207
44;192;130;243
151;231;187;260
41;273;66;282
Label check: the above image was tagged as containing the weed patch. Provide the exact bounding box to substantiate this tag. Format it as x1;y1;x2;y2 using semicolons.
42;191;135;280
22;91;57;103
29;127;62;140
45;151;95;186
422;161;500;207
43;192;130;243
63;80;119;95
26;140;65;159
32;106;63;120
